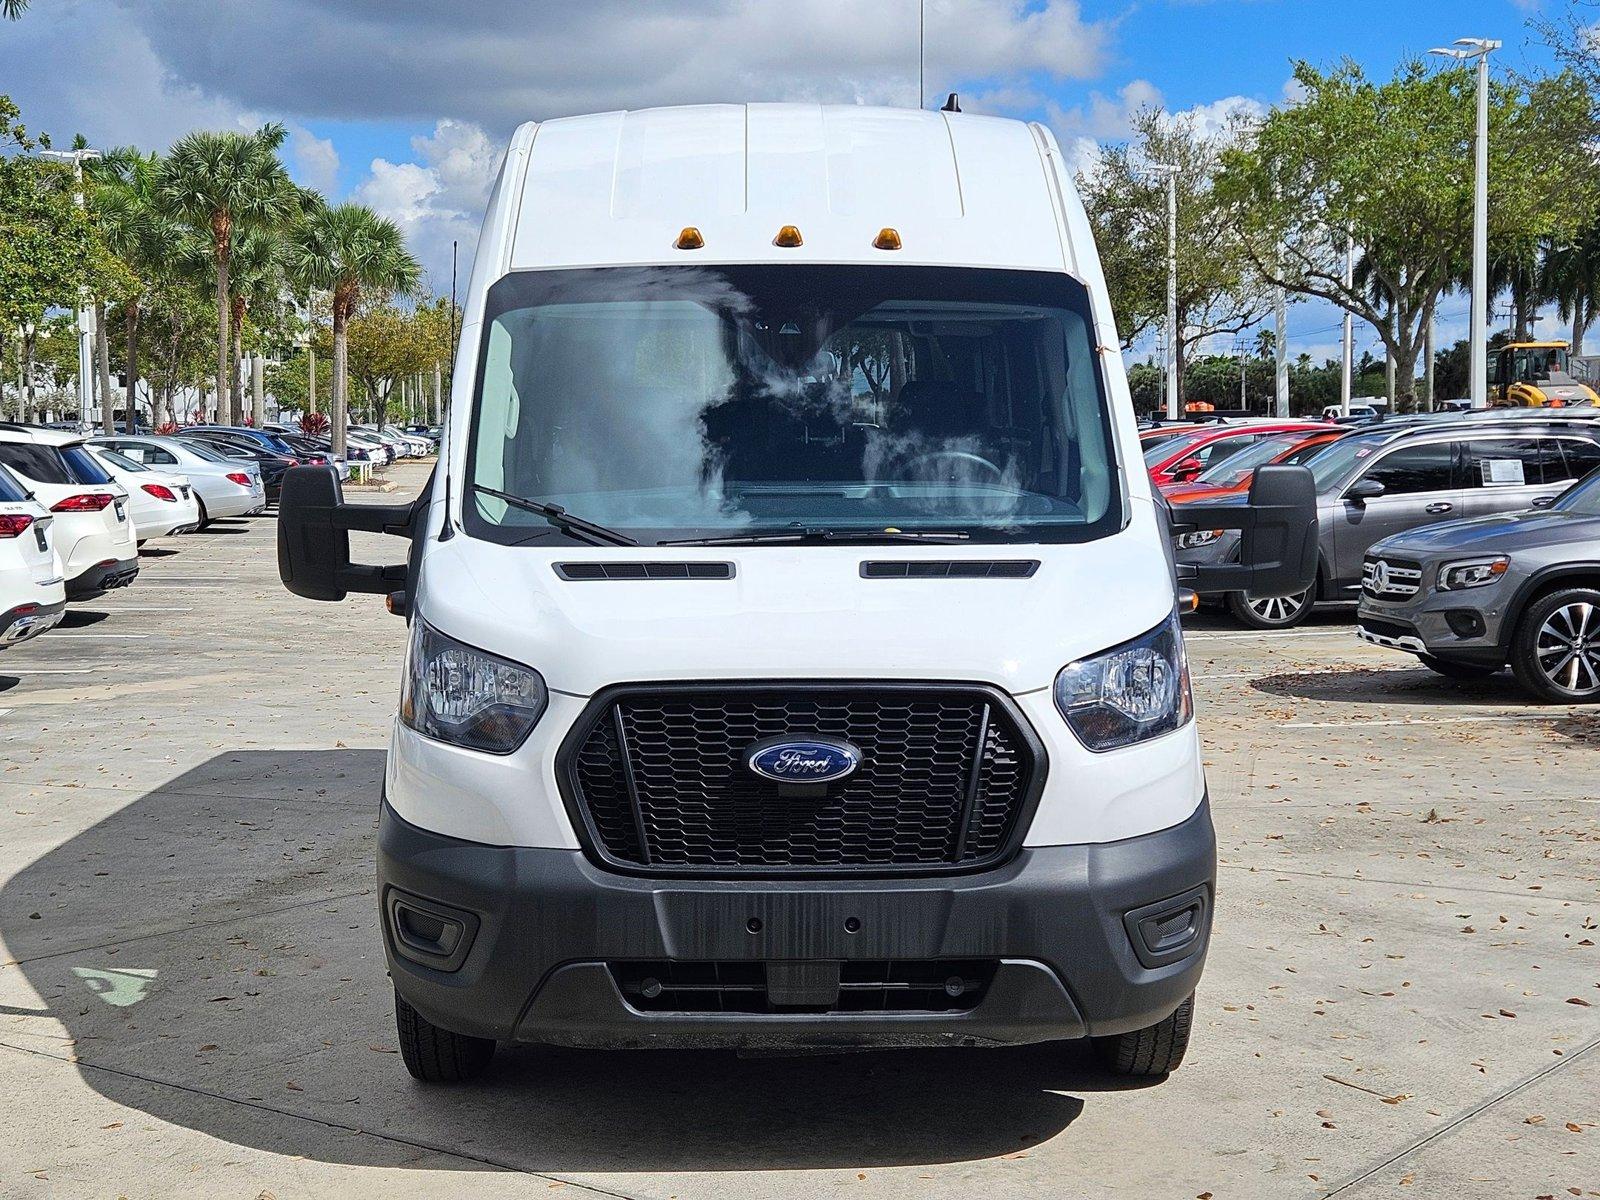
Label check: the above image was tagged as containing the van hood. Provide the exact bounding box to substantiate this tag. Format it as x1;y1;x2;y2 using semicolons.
414;517;1176;698
1373;508;1600;556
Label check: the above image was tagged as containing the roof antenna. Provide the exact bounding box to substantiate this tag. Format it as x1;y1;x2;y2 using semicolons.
941;92;962;113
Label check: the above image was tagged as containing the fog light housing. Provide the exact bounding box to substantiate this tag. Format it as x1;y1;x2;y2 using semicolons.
1445;609;1486;639
1123;885;1210;969
386;889;478;972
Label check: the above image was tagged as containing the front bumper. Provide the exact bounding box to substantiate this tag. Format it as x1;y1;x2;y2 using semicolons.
378;797;1215;1050
1356;586;1510;666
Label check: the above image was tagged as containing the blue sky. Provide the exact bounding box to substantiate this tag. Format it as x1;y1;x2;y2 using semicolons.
2;0;1573;366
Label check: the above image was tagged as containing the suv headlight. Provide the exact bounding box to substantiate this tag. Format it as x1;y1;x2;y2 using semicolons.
400;620;547;753
1054;611;1193;751
1437;556;1509;591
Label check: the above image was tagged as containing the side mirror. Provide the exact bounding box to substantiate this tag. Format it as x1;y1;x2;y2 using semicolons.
1169;457;1204;482
277;465;415;603
1345;478;1385;503
1170;465;1318;599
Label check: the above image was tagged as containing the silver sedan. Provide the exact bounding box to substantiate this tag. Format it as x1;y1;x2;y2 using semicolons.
88;436;267;525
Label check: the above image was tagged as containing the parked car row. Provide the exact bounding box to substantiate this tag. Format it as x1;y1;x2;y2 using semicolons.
0;423;270;650
1155;410;1600;702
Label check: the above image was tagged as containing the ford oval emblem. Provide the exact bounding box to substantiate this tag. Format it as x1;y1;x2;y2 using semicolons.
746;737;862;784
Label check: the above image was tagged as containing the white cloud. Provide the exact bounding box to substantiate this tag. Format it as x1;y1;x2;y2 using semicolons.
1047;79;1165;174
354;120;502;293
288;127;340;195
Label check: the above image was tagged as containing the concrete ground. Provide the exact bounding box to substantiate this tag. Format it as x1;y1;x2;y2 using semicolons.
0;459;1595;1200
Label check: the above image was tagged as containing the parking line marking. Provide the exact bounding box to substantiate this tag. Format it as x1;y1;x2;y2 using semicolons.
0;668;96;675
1186;629;1353;641
41;633;151;640
85;606;193;613
1286;712;1586;728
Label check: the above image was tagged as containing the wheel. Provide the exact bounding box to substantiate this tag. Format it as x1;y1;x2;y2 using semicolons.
1227;584;1315;629
1419;655;1499;681
1509;587;1600;704
1093;993;1194;1077
194;496;210;531
394;989;495;1082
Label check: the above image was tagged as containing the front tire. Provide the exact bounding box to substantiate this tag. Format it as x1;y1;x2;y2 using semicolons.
1419;655;1499;681
1510;587;1600;703
1093;993;1194;1077
194;496;211;532
1227;584;1316;629
394;990;495;1083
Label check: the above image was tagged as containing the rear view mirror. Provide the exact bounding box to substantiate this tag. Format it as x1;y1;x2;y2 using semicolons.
1170;465;1318;599
278;466;415;602
1345;478;1385;502
1169;457;1204;482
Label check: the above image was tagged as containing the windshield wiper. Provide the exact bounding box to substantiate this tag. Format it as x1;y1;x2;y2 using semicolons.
660;526;971;547
471;484;637;546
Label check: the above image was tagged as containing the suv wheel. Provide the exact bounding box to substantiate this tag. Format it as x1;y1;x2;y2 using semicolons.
1228;585;1315;629
1418;655;1499;681
1510;587;1600;703
1092;993;1194;1077
394;990;495;1083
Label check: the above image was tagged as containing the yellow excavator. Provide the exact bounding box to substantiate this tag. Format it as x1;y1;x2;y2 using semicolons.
1489;340;1600;407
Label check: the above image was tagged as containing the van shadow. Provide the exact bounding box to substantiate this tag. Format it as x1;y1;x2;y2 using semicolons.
0;750;1118;1175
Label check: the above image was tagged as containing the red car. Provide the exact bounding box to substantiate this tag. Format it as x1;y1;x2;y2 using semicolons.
1160;427;1345;501
1143;421;1328;489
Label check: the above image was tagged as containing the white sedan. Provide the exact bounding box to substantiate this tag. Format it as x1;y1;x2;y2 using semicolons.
89;436;265;526
88;446;203;542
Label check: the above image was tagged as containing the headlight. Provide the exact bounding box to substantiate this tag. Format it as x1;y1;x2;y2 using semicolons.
399;620;547;753
1437;556;1509;591
1174;529;1222;550
1054;611;1193;751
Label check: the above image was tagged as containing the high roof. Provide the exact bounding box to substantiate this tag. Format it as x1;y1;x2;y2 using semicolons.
495;103;1083;275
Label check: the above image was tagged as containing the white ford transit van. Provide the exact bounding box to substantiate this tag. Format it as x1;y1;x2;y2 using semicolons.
279;104;1315;1083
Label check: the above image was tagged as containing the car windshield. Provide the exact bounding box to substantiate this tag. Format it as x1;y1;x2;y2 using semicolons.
1304;432;1382;493
467;265;1120;545
181;438;247;460
176;440;230;464
1556;467;1600;514
1195;433;1306;484
61;445;114;485
0;462;31;502
1144;431;1207;468
95;448;148;473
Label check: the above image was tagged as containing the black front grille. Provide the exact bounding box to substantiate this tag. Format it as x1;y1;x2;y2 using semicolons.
560;684;1042;875
611;960;998;1013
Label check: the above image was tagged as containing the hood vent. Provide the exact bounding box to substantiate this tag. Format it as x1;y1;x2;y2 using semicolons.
555;561;735;581
860;560;1039;579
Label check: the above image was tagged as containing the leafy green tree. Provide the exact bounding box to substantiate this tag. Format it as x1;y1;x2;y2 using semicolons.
1080;106;1270;408
286;202;421;455
1542;219;1600;354
156;124;298;425
1216;60;1597;411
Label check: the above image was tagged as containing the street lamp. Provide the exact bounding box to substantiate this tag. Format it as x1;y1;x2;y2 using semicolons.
38;146;102;427
1430;37;1500;410
1149;162;1180;420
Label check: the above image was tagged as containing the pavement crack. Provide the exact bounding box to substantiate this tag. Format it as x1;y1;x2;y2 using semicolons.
1217;862;1594;904
0;1038;643;1198
1319;1032;1600;1198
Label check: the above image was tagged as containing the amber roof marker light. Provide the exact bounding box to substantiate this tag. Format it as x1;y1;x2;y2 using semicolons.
674;226;705;250
873;227;903;250
773;224;804;247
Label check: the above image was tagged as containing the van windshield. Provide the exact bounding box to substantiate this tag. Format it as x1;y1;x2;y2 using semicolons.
466;265;1120;546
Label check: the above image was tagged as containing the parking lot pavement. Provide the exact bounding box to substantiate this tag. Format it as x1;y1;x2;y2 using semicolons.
0;461;1595;1200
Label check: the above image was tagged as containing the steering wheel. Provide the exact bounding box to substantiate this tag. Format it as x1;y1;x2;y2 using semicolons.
906;449;1007;484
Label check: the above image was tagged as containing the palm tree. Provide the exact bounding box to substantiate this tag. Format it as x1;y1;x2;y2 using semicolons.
1542;222;1600;356
2;1;27;17
87;148;193;432
156;124;296;425
286;202;420;457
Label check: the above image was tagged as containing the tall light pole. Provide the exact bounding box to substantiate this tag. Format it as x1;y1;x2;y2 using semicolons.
1150;162;1180;419
1431;37;1500;409
39;146;102;427
1340;237;1355;418
1274;284;1289;418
